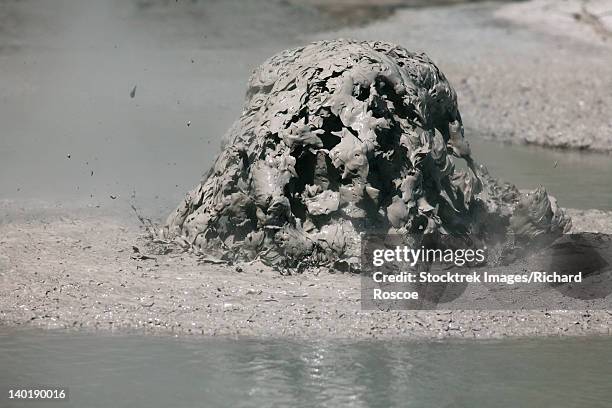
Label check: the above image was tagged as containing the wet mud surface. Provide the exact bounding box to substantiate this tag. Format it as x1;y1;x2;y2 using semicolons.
1;208;611;339
163;40;570;269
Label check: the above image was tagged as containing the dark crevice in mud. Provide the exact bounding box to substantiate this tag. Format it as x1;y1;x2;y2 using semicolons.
162;39;571;270
375;76;418;124
320;114;344;135
292;147;316;190
355;84;371;102
319;130;341;150
287;147;315;221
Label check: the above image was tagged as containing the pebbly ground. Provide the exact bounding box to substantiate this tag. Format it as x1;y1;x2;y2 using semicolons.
1;205;611;340
310;0;612;153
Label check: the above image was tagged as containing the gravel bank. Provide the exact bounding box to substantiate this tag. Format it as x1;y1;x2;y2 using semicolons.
567;208;612;234
311;0;612;152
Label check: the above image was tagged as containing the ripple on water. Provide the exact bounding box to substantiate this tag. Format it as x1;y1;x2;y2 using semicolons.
1;330;612;407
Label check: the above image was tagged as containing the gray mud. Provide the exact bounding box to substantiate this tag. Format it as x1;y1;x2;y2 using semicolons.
163;40;570;269
0;208;611;339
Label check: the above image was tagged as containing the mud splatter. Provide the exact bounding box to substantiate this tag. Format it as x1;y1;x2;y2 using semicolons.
162;40;570;270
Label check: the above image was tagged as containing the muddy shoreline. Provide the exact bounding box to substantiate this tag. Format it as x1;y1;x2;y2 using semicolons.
1;207;611;339
312;0;612;153
297;0;516;27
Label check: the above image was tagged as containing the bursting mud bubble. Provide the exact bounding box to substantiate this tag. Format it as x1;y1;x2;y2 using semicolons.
162;39;571;270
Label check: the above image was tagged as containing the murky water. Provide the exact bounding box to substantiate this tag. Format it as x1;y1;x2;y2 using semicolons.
1;329;612;408
0;0;328;216
470;137;612;210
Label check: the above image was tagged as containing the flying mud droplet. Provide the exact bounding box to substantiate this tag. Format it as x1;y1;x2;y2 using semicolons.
130;85;137;99
161;40;571;270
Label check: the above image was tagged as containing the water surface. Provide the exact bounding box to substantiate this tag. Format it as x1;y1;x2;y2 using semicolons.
470;137;612;210
1;329;612;408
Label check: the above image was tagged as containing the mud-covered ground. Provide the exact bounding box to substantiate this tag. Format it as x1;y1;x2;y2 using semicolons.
1;205;611;339
295;0;515;26
1;0;612;339
313;0;612;152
